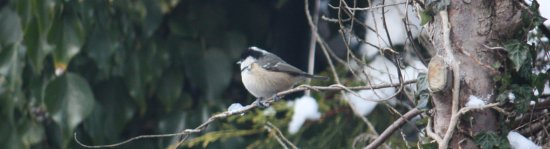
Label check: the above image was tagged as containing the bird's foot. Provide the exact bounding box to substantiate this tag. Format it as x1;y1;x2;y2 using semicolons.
254;97;270;108
271;95;282;102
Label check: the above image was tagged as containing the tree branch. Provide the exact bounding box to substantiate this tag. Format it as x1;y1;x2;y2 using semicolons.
305;0;320;96
75;80;417;148
364;108;423;149
266;122;298;149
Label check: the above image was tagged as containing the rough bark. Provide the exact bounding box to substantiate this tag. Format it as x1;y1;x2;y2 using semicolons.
422;0;526;148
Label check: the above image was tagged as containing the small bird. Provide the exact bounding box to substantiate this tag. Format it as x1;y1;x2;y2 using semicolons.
237;47;328;107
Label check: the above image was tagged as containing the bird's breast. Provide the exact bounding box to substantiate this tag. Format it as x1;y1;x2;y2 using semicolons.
241;63;304;98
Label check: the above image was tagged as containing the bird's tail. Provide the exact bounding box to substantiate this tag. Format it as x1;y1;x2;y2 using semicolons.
302;74;330;80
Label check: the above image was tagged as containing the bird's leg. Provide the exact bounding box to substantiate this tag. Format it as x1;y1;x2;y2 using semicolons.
271;94;282;102
253;95;283;108
254;97;270;108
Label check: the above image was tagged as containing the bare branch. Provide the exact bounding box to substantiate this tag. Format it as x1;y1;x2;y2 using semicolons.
364;108;423;149
266;122;298;149
438;8;459;149
440;62;460;149
305;0;320;96
328;2;407;11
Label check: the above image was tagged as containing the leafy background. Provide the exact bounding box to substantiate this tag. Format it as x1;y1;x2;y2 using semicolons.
1;0;548;149
0;0;378;148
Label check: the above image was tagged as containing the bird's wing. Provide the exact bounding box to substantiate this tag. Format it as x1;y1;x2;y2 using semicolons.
261;62;307;76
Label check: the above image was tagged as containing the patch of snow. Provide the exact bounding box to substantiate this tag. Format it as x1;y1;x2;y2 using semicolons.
288;96;321;134
539;0;550;25
543;81;550;95
228;103;245;116
360;0;420;58
508;92;516;102
344;91;377;116
507;131;542;149
465;95;486;108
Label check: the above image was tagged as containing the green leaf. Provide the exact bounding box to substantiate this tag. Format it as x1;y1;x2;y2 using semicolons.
0;44;20;87
224;31;247;59
0;44;25;123
415;72;430;109
426;0;450;12
474;131;510;149
48;12;86;72
83;79;135;145
532;73;547;96
84;27;119;72
157;70;184;112
0;122;24;149
24;19;53;73
504;40;530;71
44;73;95;148
142;0;163;37
124;52;147;113
204;49;232;99
31;0;58;34
419;10;433;26
15;0;33;31
509;85;533;113
418;142;437;149
181;41;207;92
0;7;23;45
158;111;187;146
123;43;169;114
20;120;45;147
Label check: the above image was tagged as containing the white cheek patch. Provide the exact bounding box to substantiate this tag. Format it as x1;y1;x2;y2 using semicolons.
240;57;256;71
249;46;268;54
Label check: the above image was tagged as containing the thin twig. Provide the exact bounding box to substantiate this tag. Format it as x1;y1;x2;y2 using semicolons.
438;8;459;149
265;125;289;149
440;62;460;149
266;122;298;149
305;0;320;96
328;2;407;11
364;108;423;149
74;129;201;148
381;0;394;48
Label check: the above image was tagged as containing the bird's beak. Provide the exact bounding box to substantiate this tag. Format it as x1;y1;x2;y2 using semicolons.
236;60;242;64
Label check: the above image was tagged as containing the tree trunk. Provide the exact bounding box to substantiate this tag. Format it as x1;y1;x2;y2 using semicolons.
423;0;526;148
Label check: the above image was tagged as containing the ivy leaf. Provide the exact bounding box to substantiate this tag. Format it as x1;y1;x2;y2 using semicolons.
84;27;118;73
0;122;24;149
157;70;184;112
416;72;431;110
505;40;530;71
419;142;438;149
203;49;232;99
24;19;53;73
224;31;247;59
426;0;450;11
509;85;533;113
44;73;95;147
32;0;58;34
20;120;45;146
142;0;163;37
419;10;433;26
474;131;510;149
0;7;23;45
48;13;85;74
83;79;135;145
